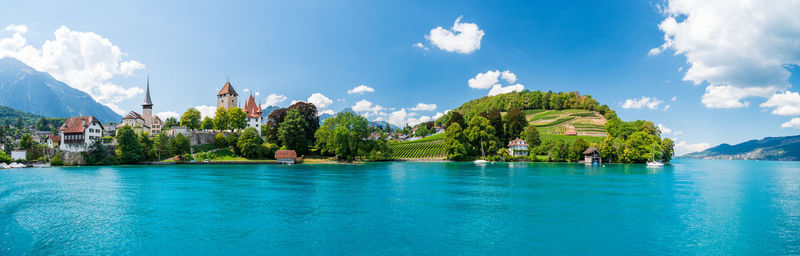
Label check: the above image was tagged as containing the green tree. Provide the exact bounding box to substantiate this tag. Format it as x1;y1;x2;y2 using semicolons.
414;125;431;137
445;111;466;129
214;132;228;148
228;132;240;155
169;133;191;157
19;134;34;149
547;140;569;162
504;107;527;141
481;109;505;144
139;132;156;161
155;132;170;160
599;135;624;163
465;116;498;155
444;123;468;160
0;151;10;164
115;125;144;164
238;127;264;159
164;117;179;129
50;152;63;166
180;108;202;130
568;138;589;162
314;112;370;162
213;107;229;131
661;138;675;162
201;117;214;130
365;139;392;161
278;109;311;155
227;107;247;131
85;139;116;165
522;125;541;148
622;131;658;163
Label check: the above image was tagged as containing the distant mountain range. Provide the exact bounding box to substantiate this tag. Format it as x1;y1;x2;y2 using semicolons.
0;57;122;123
682;135;800;161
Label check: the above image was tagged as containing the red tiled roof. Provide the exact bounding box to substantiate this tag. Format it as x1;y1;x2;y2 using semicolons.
243;94;263;118
123;111;144;120
583;147;599;155
507;138;527;146
275;150;297;159
217;81;238;96
564;131;578;136
48;135;61;142
60;116;102;134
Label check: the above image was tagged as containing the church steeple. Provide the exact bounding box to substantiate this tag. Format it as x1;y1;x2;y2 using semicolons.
142;75;153;108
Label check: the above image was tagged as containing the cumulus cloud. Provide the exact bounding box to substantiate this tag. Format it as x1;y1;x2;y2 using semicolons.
347;85;375;94
307;93;333;109
0;25;146;113
760;91;800;116
488;84;525;96
780;118;800;128
387;108;432;127
650;0;800;108
264;93;287;107
352;99;384;113
433;112;445;119
658;123;672;134
413;42;429;50
410;103;437;111
621;97;663;109
675;141;711;156
156;111;180;120
319;109;335;116
501;70;517;84
468;70;501;89
426;16;484;54
195;105;217;119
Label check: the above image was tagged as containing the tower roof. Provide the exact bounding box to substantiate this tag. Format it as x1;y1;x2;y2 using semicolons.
217;81;238;96
243;93;262;118
142;76;153;107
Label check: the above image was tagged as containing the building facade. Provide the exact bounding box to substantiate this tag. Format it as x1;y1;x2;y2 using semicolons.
217;80;239;109
507;138;529;157
243;93;263;129
59;116;103;152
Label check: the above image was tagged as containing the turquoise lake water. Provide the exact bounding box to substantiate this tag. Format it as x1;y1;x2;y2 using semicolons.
1;159;799;255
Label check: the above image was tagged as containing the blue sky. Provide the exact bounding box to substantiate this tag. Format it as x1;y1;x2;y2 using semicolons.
1;0;800;155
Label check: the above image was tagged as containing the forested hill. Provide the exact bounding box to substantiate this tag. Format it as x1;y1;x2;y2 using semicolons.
438;90;614;122
0;105;42;128
682;135;800;161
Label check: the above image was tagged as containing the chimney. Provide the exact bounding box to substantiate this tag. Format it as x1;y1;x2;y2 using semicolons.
82;119;86;126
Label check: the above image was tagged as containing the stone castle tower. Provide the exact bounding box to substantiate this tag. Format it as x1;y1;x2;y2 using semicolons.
217;80;239;109
142;76;153;127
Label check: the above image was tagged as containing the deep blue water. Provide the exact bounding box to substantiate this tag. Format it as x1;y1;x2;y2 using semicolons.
1;159;799;255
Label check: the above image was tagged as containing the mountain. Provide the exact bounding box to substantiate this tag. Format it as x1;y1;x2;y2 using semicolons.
261;105;280;119
0;105;43;127
0;57;122;123
682;135;800;161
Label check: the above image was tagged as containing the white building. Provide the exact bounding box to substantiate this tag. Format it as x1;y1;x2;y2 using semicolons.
45;135;61;149
10;150;26;160
243;93;263;129
507;138;529;157
59;116;103;152
119;77;162;135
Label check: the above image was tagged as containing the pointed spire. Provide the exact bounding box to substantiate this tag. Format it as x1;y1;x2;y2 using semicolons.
142;75;153;107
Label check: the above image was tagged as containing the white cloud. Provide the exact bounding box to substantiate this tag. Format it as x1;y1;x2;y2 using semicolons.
621;97;663;109
264;93;287;107
468;70;501;89
319;109;335;116
701;85;776;108
658;123;672;134
651;0;800;108
413;42;429;50
675;141;711;156
307;93;333;109
781;118;800;128
760;91;800;116
410;103;437;111
347;85;375;94
195;105;217;119
501;70;517;84
352;99;383;113
243;88;250;93
255;92;260;97
663;105;671;111
488;83;525;96
387;108;431;127
673;131;684;136
426;16;485;54
156;111;180;120
4;24;27;34
433;112;445;119
671;96;677;102
0;25;146;113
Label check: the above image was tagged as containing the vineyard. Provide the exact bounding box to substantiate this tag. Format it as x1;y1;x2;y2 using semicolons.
389;138;447;159
527;109;607;137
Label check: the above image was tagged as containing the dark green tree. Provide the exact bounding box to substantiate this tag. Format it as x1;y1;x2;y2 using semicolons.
445;111;466;129
314;112;370;161
444;122;468;160
522;125;541;148
481;109;505;144
214;132;228;148
238;127;264;159
568;138;589;162
169;133;191;157
19;134;34;149
504;107;527;140
465;116;498;155
115;125;144;164
278;109;311;155
164;117;179;129
661;138;675;162
155;132;170;160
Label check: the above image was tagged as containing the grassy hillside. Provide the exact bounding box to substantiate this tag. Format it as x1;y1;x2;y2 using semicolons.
0;105;43;128
526;109;607;138
388;133;446;159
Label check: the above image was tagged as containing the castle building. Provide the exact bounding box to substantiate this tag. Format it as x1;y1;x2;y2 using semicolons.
243;93;263;129
217;80;239;109
120;77;162;135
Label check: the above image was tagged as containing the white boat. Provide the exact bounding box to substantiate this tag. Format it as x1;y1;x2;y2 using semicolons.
0;163;8;169
646;161;664;167
8;162;26;168
473;160;488;164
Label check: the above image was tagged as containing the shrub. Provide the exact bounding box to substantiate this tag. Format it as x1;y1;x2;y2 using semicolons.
214;133;227;148
51;152;64;166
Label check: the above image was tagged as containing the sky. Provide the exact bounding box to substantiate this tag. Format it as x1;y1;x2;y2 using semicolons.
1;0;799;155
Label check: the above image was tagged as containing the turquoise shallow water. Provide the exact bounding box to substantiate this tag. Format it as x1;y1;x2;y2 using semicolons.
1;159;799;255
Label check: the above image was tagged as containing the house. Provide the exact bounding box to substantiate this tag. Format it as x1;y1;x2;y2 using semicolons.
275;150;297;164
59;116;103;152
45;135;61;149
368;132;379;140
119;77;162;135
583;147;602;165
243;93;263;129
10;149;26;161
507;138;529;157
433;126;444;134
564;130;578;136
